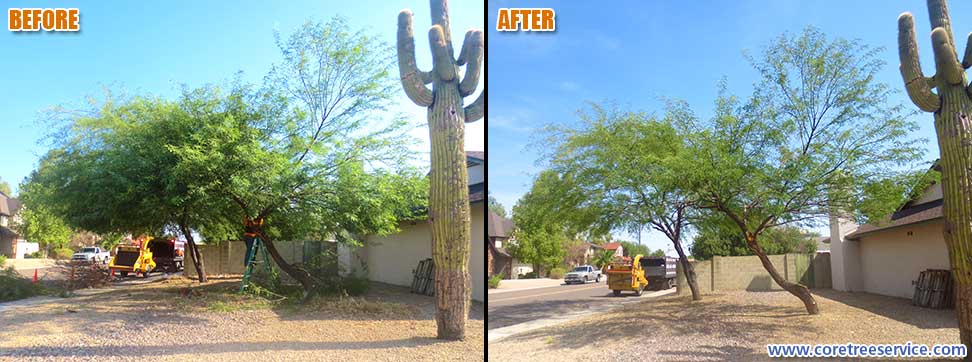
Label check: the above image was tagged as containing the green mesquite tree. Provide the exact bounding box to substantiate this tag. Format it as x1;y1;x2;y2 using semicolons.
397;0;484;340
898;0;972;354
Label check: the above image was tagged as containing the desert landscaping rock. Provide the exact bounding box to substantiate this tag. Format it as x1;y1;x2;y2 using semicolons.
488;290;960;361
0;277;484;362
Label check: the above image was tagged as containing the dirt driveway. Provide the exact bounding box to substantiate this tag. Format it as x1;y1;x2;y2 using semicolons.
0;277;484;362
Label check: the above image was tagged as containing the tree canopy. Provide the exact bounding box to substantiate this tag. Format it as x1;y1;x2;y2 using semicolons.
678;27;924;314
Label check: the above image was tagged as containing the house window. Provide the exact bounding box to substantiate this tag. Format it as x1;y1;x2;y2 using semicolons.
0;216;6;227
494;240;502;249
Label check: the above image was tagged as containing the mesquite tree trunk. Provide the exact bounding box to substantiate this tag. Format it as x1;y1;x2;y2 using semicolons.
671;239;701;301
397;0;484;340
179;219;207;283
898;1;972;356
258;232;317;298
748;233;819;314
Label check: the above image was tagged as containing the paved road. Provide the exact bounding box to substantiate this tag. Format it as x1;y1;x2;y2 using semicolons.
489;280;667;330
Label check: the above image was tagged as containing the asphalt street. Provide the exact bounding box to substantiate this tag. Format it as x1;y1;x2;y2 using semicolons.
488;280;664;330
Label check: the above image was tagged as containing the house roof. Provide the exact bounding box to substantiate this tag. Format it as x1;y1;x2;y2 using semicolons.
586;242;604;249
467;151;484;164
488;211;515;238
845;202;942;240
0;192;21;217
845;162;944;240
469;182;484;203
487;237;511;258
0;226;18;238
816;236;831;252
602;242;622;250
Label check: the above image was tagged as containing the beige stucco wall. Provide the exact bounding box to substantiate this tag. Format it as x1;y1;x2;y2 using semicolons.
364;220;433;288
912;183;942;205
362;204;485;302
857;220;950;299
470;204;485;302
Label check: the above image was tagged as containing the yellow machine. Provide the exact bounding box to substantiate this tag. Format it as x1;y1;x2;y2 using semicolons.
109;236;156;277
606;254;650;296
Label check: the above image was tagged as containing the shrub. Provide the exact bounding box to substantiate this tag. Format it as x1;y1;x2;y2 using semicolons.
0;255;6;267
488;274;502;289
0;267;39;302
27;251;44;259
520;271;537;279
340;276;370;296
548;267;567;279
52;248;74;260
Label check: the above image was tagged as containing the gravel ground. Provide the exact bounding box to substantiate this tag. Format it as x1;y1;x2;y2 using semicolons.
488;289;961;361
0;277;483;362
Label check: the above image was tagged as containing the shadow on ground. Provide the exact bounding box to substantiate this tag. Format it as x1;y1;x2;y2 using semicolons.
508;293;816;362
812;288;956;330
0;338;449;358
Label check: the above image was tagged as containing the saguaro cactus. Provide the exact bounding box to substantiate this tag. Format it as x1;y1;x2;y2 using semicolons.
899;0;972;357
397;0;483;340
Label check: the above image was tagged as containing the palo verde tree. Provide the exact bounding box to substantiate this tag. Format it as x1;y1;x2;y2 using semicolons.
541;105;704;301
898;0;972;353
682;27;923;314
397;0;484;339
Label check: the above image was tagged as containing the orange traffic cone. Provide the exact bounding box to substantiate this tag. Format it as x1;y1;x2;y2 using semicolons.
32;269;38;284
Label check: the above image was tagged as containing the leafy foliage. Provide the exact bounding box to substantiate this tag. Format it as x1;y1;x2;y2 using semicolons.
619;241;650;258
0;267;39;302
488;274;502;289
591;250;615;268
508;171;573;275
0;177;11;196
690;214;818;261
684;27;924;234
548;267;567;279
488;191;507;218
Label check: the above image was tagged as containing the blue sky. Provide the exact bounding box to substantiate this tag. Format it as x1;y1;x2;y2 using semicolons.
0;0;484;194
487;0;956;254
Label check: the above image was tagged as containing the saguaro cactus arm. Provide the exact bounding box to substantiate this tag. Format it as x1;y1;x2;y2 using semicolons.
458;30;483;97
932;27;964;85
430;25;457;82
962;33;972;69
898;13;941;112
397;10;434;107
464;92;483;122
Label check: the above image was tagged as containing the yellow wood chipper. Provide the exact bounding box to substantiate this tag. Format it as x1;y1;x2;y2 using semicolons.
605;254;651;296
108;236;156;278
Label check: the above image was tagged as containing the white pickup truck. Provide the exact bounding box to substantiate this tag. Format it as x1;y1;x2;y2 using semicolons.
564;265;602;284
72;246;110;264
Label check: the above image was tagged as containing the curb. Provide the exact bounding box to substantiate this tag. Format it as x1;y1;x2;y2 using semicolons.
488;282;569;295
